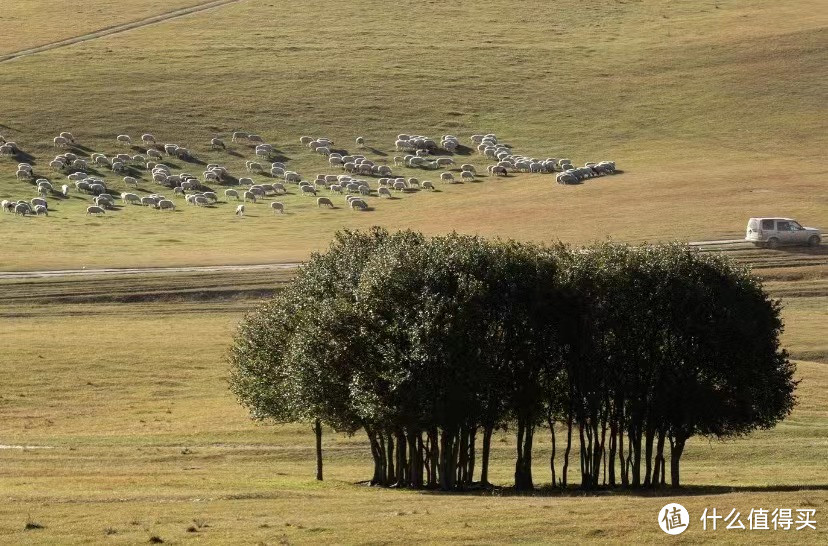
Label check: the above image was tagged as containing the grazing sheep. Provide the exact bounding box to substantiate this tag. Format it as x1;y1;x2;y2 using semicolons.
61;184;70;196
270;201;285;214
1;200;12;213
202;191;218;203
147;149;163;160
243;191;257;203
492;166;508;176
86;205;106;215
141;196;159;207
238;177;253;186
440;172;455;183
300;185;317;196
246;161;264;172
31;197;47;209
349;198;368;211
225;189;240;200
53;136;69;148
16;169;32;180
37;186;49;198
210;138;226;150
15;203;31;215
272;183;286;194
116;134;132;146
236;204;245;216
299;136;313;145
378;187;392;198
422;181;435;190
232;132;247;142
359;185;371;196
33;204;48;216
193;195;210;207
141;134;156;145
355;136;365;147
157;199;175;211
317;197;334;208
121;192;141;205
248;134;264;143
461;170;475;182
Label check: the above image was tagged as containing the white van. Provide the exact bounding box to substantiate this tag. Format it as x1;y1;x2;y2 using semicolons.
745;218;821;248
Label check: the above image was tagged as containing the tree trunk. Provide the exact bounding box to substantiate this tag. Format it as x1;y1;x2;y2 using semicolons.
562;409;573;487
669;435;686;488
314;419;323;481
643;423;655;488
608;417;617;487
467;428;477;485
652;429;665;488
547;417;557;487
386;433;395;484
481;425;493;486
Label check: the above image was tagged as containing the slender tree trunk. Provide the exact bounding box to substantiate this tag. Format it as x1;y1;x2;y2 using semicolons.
314;419;323;481
467;428;476;485
643;423;655;488
652;429;665;488
619;420;628;487
608;417;617;487
386;433;395;485
429;428;439;488
631;425;642;488
669;435;686;488
515;420;525;488
562;408;573;487
547;417;557;487
481;425;493;486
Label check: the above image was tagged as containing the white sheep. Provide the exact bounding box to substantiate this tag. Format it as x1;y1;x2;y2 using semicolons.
270;202;284;214
86;205;106;215
34;204;48;216
232;132;247;142
243;191;257;202
116;134;132;146
157;199;176;211
236;204;245;216
317;197;334;208
378;187;392;198
225;189;240;200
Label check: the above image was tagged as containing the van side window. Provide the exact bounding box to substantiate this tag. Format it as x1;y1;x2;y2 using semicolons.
761;219;774;230
777;221;791;231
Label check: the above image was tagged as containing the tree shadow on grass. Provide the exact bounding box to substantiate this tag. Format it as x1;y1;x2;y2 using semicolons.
405;483;828;498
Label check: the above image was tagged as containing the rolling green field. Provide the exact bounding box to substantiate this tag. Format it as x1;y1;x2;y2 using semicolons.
1;0;826;270
1;0;826;543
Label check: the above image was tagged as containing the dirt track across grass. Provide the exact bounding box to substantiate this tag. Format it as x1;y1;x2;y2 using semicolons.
0;0;243;63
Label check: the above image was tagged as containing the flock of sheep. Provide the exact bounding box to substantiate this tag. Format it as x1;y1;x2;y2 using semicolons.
1;130;617;218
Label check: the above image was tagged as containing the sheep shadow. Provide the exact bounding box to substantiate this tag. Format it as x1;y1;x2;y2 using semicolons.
13;150;37;164
366;147;387;157
226;150;245;158
452;144;475;156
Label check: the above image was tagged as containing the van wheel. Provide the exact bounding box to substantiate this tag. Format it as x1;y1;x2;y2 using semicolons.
808;235;821;247
767;238;780;249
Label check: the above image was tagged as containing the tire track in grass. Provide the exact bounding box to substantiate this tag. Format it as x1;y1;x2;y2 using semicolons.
0;0;244;64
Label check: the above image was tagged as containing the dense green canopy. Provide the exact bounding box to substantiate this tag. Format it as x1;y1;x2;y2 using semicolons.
229;229;796;490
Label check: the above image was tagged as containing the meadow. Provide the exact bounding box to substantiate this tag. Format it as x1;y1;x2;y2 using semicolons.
0;0;825;270
0;0;826;543
0;260;826;544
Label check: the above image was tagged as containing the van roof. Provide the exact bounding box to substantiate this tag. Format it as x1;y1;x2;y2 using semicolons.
749;217;795;222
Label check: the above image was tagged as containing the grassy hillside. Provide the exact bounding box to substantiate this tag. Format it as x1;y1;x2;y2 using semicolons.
1;0;826;270
0;270;825;543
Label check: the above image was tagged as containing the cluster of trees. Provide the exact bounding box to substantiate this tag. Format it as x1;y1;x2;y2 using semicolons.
229;228;796;491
